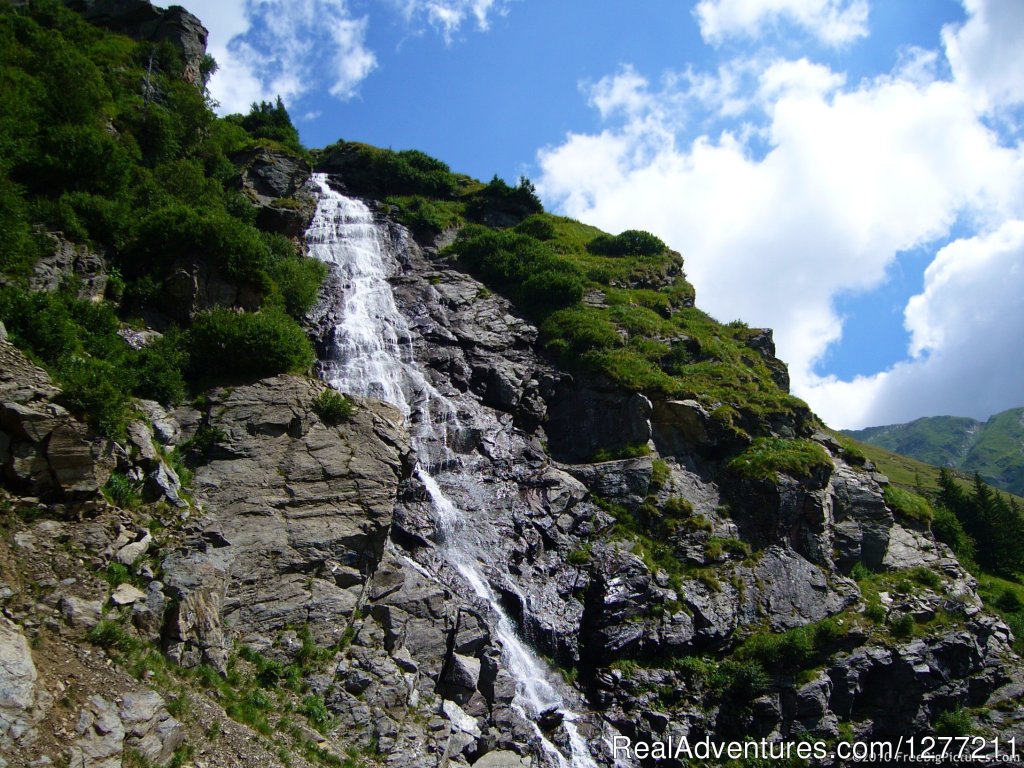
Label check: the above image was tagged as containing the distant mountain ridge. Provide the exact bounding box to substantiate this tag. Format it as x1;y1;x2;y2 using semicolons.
844;407;1024;496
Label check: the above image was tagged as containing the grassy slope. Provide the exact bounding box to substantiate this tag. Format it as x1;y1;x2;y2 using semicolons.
844;416;979;467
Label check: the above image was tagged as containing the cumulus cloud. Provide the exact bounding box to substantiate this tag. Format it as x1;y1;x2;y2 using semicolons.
192;0;376;114
943;0;1024;108
694;0;870;46
809;222;1024;426
186;0;509;114
389;0;509;43
538;0;1024;429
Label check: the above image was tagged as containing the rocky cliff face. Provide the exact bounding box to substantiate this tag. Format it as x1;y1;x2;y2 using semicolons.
1;5;1022;761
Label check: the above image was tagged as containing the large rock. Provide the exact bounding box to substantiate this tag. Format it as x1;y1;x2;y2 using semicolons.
120;690;184;765
1;341;113;498
0;618;42;750
233;147;316;236
161;376;410;664
69;695;125;768
546;383;653;463
159;259;262;323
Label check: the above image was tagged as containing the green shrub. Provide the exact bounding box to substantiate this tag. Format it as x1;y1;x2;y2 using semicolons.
540;306;620;355
567;545;592;566
178;424;226;459
57;356;131;439
451;228;584;312
301;694;332;733
388;195;461;238
130;205;271;284
736;617;846;674
514;214;556;240
586;229;666;258
934;708;973;737
728;438;832;482
864;601;887;623
907;566;943;590
889;612;916;638
228;97;303;154
591;443;651;462
103;562;132;587
265;233;327;318
320;142;460;198
312;388;356;425
931;504;975;564
704;536;751;560
883;486;934;523
712;659;771;703
662;496;693;518
188;308;314;382
89;620;138;653
996;588;1023;613
465;175;542;222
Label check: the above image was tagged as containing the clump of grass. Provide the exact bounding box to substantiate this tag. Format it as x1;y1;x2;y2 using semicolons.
312;388;356;425
567;544;592;566
88;619;138;653
883;485;934;523
650;459;670;491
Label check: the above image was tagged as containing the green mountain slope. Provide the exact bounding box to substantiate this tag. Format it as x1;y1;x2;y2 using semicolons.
844;407;1024;496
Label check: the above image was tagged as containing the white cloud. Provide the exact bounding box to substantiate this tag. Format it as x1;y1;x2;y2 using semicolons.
390;0;509;43
538;0;1024;430
808;222;1024;427
181;0;376;113
943;0;1024;108
694;0;870;46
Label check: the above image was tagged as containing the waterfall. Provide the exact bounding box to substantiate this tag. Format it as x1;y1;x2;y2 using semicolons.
307;174;600;768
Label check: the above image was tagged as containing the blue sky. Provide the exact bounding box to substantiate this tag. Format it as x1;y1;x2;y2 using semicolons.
180;0;1024;430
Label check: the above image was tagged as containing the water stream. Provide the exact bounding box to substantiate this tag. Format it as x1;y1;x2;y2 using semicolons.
306;173;599;768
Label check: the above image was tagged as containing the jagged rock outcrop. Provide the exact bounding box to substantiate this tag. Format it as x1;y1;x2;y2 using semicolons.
29;234;108;301
233;147;317;237
65;0;208;84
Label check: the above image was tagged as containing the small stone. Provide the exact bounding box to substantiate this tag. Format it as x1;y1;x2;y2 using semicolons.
111;583;147;606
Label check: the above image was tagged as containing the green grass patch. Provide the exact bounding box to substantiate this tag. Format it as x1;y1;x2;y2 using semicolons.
883;485;934;524
312;388;356;425
728;438;832;482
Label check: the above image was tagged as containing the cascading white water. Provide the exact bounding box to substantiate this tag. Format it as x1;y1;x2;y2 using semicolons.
307;174;599;768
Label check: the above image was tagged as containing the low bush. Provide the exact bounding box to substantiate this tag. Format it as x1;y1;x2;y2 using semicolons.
934;708;973;737
586;229;666;258
514;213;556;240
450;228;584;312
103;472;142;510
188;308;314;382
735;617;846;674
650;459;670;491
57;356;132;439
